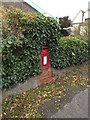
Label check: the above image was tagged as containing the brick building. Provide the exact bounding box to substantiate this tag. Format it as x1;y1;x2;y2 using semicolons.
1;0;52;16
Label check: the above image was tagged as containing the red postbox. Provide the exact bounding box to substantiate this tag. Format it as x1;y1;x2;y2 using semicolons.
41;46;49;69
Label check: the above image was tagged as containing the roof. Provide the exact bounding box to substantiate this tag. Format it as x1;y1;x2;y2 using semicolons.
24;0;53;17
72;9;90;24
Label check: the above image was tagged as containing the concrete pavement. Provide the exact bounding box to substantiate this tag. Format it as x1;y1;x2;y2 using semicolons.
51;87;89;118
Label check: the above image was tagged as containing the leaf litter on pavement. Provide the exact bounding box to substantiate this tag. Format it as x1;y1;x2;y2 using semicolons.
2;62;88;118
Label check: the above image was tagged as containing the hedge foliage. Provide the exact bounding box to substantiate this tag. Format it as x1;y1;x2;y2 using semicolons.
0;7;88;88
1;7;61;88
51;37;88;69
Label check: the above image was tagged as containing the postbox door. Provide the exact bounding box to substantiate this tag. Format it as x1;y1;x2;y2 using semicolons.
41;46;49;68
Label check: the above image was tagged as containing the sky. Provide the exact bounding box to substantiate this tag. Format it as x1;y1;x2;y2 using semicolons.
24;0;89;21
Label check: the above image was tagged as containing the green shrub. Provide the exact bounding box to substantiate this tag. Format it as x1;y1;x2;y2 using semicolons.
51;37;88;69
1;7;61;88
2;36;41;88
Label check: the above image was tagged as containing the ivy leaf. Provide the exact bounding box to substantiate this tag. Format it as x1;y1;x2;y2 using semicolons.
72;52;75;56
8;40;12;44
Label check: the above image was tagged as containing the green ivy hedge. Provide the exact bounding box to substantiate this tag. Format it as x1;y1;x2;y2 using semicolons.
1;7;61;88
50;37;88;69
2;36;41;88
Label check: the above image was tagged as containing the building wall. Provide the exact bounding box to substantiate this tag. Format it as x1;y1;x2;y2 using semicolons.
2;1;38;14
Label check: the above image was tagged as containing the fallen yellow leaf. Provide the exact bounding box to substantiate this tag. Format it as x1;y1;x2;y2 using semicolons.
23;92;26;95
